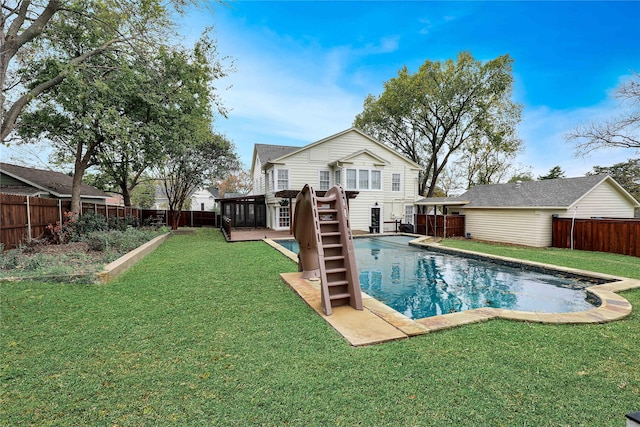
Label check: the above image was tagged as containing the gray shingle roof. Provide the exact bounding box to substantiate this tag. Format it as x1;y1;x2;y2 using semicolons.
254;144;300;165
460;175;609;208
0;162;109;198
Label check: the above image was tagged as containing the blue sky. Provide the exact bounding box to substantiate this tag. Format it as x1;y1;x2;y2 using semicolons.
3;1;639;180
183;0;640;178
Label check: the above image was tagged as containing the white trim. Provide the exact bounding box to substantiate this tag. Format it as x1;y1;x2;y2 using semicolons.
392;173;402;192
318;169;331;191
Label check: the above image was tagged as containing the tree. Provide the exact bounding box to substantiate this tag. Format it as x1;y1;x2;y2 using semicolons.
538;165;565;180
128;175;157;208
15;13;226;214
158;132;238;229
507;171;534;183
93;41;228;208
588;158;640;201
217;169;252;197
354;52;522;196
1;0;180;145
566;73;640;155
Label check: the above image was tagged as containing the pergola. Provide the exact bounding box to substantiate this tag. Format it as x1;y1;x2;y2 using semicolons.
414;197;469;238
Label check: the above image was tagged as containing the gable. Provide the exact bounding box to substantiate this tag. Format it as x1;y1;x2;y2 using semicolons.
259;128;421;171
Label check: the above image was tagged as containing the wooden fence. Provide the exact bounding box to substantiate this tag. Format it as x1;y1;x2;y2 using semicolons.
552;217;640;257
0;194;220;250
415;214;465;238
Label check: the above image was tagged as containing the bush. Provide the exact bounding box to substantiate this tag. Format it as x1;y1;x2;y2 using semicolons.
0;249;20;269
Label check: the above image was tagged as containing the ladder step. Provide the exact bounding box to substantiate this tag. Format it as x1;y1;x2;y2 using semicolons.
318;208;337;213
321;231;341;237
320;220;339;225
323;243;342;249
329;292;351;300
316;196;337;203
326;267;346;274
324;256;344;261
327;280;349;287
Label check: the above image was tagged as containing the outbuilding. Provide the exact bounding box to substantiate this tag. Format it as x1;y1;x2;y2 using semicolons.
416;175;640;247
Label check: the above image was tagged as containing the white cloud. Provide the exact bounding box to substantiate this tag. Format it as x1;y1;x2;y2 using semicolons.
517;99;635;178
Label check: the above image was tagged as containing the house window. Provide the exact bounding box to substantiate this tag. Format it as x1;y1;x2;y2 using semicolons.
319;170;330;191
392;173;401;192
346;169;357;190
334;170;341;186
371;170;381;190
268;170;274;192
404;205;414;224
277;169;289;190
345;168;382;190
278;206;290;228
201;203;205;211
358;170;369;189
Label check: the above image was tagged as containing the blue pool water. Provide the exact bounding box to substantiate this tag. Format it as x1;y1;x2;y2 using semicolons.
276;236;598;319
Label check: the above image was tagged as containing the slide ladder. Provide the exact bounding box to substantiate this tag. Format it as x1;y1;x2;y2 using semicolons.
294;184;363;315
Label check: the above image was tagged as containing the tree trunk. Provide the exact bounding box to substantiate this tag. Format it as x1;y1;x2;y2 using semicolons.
169;210;180;230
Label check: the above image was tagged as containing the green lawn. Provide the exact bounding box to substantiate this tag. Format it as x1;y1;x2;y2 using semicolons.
2;229;639;426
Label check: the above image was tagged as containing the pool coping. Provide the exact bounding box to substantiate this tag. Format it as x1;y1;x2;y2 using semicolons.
266;234;640;346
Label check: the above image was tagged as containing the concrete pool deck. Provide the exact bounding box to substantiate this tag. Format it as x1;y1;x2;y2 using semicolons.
267;235;640;346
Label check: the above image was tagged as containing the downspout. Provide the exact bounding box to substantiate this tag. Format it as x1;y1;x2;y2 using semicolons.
570;206;578;250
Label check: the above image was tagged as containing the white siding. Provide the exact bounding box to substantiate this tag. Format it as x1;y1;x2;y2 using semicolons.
461;208;566;247
259;130;420;231
565;180;636;219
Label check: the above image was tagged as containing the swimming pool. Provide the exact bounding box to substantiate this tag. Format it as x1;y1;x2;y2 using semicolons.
276;235;600;320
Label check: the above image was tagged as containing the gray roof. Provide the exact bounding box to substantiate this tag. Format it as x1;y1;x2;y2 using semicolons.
417;175;634;209
461;175;613;208
255;144;300;165
0;162;109;199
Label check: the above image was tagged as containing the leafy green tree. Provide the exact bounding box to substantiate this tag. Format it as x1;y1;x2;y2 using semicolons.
158;132;238;229
94;40;228;207
538;165;566;180
588;158;640;201
354;52;522;196
1;0;181;145
130;178;158;209
507;172;534;183
567;73;640;155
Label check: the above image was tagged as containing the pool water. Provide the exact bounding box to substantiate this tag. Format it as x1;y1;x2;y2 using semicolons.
277;235;598;320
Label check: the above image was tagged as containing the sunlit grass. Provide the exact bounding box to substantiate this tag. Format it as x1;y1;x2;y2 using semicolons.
2;229;639;425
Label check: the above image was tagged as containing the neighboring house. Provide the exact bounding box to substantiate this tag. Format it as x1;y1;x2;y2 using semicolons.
416;175;640;247
151;185;218;211
0;162;109;204
250;127;422;231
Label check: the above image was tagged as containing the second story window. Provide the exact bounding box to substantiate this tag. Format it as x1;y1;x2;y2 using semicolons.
392;173;401;192
346;169;357;189
345;168;382;191
319;170;330;191
334;170;341;186
277;169;289;190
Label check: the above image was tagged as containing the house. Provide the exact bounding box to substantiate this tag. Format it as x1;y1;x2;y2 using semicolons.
0;162;109;203
151;186;218;211
416;175;640;247
249;128;422;232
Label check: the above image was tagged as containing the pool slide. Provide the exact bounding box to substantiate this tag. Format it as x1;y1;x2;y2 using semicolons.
293;184;363;315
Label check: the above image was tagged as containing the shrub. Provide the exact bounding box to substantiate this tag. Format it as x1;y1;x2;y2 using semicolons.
0;249;20;270
68;212;108;241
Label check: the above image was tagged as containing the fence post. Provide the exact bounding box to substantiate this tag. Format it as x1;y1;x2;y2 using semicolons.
58;199;62;227
26;196;32;242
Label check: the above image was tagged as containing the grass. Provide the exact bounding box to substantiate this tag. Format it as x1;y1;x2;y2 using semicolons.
440;238;640;279
1;228;639;426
